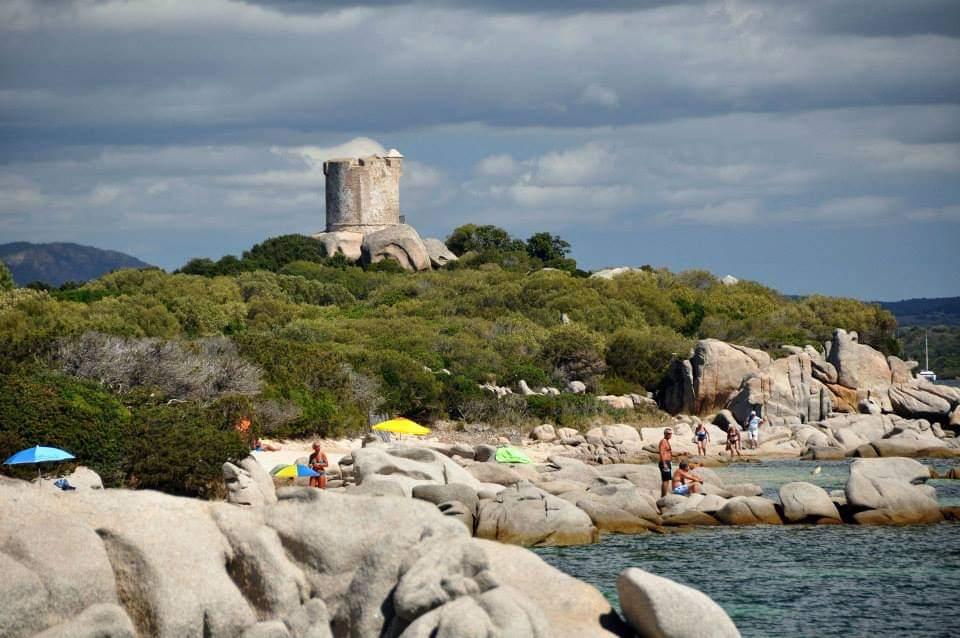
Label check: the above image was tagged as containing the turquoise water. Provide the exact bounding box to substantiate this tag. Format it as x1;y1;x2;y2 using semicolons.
535;459;960;637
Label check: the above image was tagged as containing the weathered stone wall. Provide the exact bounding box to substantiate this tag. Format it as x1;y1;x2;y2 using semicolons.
323;151;402;233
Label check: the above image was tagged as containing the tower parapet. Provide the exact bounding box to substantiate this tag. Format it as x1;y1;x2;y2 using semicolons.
323;150;403;233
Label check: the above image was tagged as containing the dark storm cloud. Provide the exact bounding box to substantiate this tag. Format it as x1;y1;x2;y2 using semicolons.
243;0;960;36
1;0;958;298
1;0;958;144
806;0;960;37
241;0;700;14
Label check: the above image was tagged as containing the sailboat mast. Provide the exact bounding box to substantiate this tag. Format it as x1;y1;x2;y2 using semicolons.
925;331;930;371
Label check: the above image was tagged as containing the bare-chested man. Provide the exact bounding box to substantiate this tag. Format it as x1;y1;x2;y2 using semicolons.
659;428;673;497
672;461;704;495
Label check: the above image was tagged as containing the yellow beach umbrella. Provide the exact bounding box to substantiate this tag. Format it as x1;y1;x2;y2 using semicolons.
372;417;431;436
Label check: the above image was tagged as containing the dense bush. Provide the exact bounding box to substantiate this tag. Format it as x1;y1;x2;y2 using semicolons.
0;259;13;290
0;368;130;485
524;393;607;428
538;324;607;388
125;401;249;498
605;326;694;391
0;367;250;496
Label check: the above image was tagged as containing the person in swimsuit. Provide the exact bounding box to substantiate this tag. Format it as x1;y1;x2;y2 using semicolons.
672;461;703;495
747;411;763;450
694;423;710;456
726;424;742;458
659;428;673;497
308;442;328;489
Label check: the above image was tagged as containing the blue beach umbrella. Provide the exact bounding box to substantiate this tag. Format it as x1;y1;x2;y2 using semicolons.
3;445;76;484
270;463;319;478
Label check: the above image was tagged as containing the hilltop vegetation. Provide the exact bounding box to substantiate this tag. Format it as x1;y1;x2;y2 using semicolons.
879;296;960;327
0;241;152;287
0;226;898;494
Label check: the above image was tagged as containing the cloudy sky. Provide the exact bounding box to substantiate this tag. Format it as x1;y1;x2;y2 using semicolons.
1;0;958;299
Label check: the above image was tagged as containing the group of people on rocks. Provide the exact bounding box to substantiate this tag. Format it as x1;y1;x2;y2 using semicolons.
659;412;764;497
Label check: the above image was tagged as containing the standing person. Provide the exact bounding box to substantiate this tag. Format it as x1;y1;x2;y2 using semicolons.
725;424;742;458
672;461;704;495
308;442;328;489
694;422;710;456
658;428;673;497
747;411;763;450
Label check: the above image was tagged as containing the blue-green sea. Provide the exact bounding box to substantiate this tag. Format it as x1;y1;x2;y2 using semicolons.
535;459;960;638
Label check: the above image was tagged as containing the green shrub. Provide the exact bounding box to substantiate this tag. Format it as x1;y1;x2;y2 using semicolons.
500;363;551;389
539;324;607;387
605;326;694;390
242;234;327;271
375;351;443;420
125;402;249;498
0;259;14;290
0;368;131;485
524;393;604;427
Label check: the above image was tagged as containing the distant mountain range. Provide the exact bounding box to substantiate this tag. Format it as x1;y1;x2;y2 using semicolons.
0;242;152;287
878;297;960;327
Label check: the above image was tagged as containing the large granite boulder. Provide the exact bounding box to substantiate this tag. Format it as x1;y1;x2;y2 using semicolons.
889;382;960;419
479;540;629;637
778;482;841;523
660;339;771;415
465;462;526;487
887;356;918;384
421;237;458;268
475;481;598;546
411;483;480;511
618;568;740;638
312;230;363;262
562;477;661;527
804;345;838;384
826;329;892;401
351;446;482;496
538;455;601;485
728;352;832;426
845;458;942;524
31;604;136;638
715;496;782;525
360;224;432;272
585;424;641;446
530;424;558;442
223;456;278;507
819;413;901;452
0;478;642;638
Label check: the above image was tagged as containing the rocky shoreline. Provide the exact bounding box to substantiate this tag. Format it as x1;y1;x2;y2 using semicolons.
233;438;954;544
3;438;955;637
1;474;742;638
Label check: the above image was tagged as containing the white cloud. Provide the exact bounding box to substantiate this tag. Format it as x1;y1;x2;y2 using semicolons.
657;199;762;224
531;142;615;186
859;140;960;173
579;84;620;108
221;137;387;188
506;183;635;209
475;154;518;177
146;182;170;195
88;184;122;206
282;137;387;168
813;196;900;222
905;204;960;222
404;161;444;189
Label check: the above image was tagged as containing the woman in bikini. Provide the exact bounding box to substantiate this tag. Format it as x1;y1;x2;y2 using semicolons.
694;422;710;456
308;442;329;489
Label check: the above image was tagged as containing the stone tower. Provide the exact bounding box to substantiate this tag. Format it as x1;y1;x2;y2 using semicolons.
323;149;403;233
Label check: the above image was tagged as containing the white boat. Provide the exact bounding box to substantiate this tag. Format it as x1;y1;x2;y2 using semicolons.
918;331;936;383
